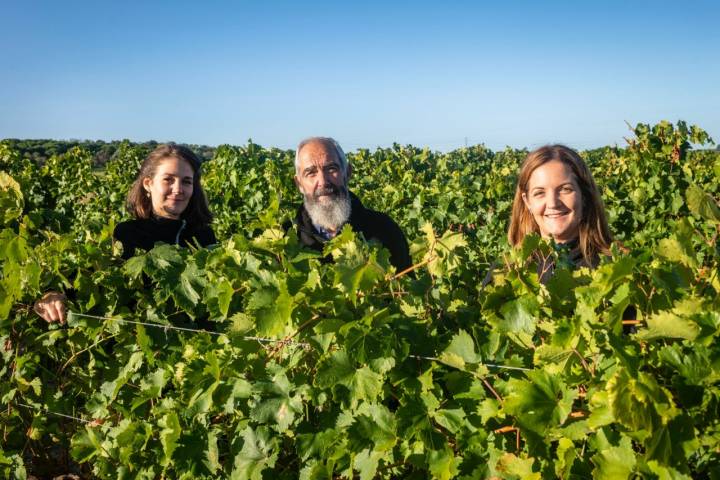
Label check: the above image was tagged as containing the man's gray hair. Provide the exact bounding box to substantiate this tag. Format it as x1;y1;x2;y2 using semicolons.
295;137;348;174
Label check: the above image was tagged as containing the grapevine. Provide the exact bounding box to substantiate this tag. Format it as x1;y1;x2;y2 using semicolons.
1;121;719;479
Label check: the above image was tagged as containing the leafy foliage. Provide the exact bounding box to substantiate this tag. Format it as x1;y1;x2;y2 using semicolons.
1;121;719;478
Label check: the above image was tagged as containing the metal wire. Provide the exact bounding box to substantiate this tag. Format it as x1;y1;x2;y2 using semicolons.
68;311;310;347
71;312;528;370
15;402;94;424
408;354;531;371
14;311;531;426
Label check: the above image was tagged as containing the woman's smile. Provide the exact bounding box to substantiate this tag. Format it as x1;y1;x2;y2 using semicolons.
522;160;583;243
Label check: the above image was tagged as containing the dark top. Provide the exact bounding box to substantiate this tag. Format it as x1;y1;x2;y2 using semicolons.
482;239;636;329
536;239;592;284
482;239;592;287
288;191;412;272
113;217;217;259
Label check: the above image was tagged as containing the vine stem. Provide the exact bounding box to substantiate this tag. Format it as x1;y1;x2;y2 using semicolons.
492;426;521;451
493;426;516;434
289;314;320;340
572;348;592;374
389;234;438;281
58;333;119;374
376;460;406;474
267;314;321;359
481;378;503;403
388;254;436;280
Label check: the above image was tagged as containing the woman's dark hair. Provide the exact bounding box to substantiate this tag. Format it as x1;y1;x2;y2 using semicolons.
126;144;212;226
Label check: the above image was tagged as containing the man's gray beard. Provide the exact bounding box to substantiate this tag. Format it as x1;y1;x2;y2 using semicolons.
304;187;351;232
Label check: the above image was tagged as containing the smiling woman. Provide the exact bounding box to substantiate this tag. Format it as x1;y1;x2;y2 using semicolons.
522;160;583;243
508;144;613;269
142;155;194;219
117;143;216;258
34;144;217;324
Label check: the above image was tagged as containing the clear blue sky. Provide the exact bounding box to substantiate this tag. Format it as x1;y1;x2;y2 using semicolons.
2;1;719;151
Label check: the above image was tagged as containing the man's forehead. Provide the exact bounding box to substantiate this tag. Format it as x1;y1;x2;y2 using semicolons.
298;141;340;166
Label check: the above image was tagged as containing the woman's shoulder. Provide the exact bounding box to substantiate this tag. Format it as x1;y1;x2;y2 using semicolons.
481;260;502;289
113;219;152;259
186;222;218;247
113;219;144;240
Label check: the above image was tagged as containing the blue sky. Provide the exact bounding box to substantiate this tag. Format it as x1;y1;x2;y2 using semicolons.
2;1;719;151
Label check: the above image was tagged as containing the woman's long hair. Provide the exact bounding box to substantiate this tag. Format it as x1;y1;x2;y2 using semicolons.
126;144;212;226
508;145;612;266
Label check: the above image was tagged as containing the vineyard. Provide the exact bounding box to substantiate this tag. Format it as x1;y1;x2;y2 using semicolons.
1;120;719;479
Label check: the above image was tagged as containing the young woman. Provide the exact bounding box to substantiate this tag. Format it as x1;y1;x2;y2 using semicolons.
114;143;216;258
508;144;612;270
481;144;613;287
35;143;216;323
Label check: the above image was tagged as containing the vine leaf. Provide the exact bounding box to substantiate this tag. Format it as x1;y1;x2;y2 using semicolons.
503;370;576;435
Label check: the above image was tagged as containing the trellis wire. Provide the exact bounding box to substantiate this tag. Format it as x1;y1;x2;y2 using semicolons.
408;354;531;371
15;311;532;424
16;402;94;424
13;311;532;424
69;311;310;347
70;311;528;370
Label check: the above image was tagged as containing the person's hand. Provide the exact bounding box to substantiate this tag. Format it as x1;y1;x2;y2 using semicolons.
34;291;67;324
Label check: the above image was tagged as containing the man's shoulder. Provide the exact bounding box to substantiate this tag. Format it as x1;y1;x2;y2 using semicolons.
283;204;305;232
360;207;402;231
351;197;403;234
282;217;295;233
349;194;411;271
353;199;405;244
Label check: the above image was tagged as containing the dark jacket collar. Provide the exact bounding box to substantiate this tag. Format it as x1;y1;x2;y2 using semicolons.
537;237;597;283
150;214;185;226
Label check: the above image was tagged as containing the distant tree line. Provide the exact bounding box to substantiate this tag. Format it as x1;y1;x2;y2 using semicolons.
2;138;717;167
0;139;216;167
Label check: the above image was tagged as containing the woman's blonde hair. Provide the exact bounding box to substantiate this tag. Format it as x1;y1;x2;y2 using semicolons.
507;144;612;266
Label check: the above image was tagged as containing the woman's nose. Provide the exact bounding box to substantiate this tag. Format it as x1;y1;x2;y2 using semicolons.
547;192;562;208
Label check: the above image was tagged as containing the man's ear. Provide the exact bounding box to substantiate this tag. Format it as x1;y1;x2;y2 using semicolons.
294;175;300;189
346;163;352;181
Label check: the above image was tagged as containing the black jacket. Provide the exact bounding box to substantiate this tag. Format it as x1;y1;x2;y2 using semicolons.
113;217;217;259
536;239;593;284
482;239;592;287
482;239;636;330
290;192;412;272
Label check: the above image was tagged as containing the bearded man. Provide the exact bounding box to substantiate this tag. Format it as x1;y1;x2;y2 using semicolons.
289;137;411;272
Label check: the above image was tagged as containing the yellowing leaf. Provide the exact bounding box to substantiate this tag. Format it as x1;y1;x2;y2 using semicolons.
686;184;720;223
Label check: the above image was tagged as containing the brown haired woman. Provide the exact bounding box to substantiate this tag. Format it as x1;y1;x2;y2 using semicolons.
485;145;613;286
114;143;216;259
35;144;217;323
